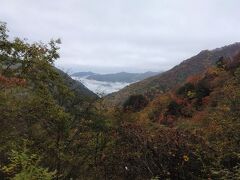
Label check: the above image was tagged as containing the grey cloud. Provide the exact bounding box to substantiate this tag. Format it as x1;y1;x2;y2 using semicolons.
1;0;240;73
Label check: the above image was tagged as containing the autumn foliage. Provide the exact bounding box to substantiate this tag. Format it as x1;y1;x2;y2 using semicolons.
1;22;240;179
0;75;26;88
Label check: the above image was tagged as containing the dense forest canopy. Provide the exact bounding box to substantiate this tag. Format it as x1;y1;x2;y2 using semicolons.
1;22;240;179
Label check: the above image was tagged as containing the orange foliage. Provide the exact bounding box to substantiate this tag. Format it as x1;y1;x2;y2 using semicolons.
192;111;206;122
169;92;185;105
0;76;27;88
174;97;186;105
202;96;210;106
158;113;164;124
186;74;202;85
158;113;176;126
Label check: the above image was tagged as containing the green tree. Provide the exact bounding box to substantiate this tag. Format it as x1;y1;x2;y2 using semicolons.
1;144;55;180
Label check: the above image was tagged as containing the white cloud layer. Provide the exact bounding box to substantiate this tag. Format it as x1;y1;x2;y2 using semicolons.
1;0;240;73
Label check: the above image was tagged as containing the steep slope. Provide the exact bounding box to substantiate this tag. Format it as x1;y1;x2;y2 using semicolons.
56;69;98;101
105;53;240;179
104;43;240;106
72;71;160;83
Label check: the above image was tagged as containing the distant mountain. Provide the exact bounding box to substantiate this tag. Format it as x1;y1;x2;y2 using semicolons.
72;71;160;83
71;71;96;77
103;43;240;106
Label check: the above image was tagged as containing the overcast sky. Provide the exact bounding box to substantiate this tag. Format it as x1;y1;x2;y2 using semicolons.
1;0;240;73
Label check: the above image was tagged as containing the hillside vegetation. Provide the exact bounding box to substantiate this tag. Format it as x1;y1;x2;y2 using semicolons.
1;22;240;179
109;53;240;179
104;43;240;106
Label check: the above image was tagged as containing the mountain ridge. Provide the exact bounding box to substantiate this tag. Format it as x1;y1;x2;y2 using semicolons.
103;42;240;106
72;71;160;83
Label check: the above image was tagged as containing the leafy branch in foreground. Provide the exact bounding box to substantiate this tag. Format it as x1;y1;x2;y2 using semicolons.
1;144;55;180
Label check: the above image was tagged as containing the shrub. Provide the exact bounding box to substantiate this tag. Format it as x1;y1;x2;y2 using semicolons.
177;83;195;97
123;95;148;112
1;147;55;180
166;100;182;116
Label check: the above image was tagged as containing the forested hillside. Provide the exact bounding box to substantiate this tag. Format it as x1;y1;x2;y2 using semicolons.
0;22;102;179
56;68;98;100
104;43;240;106
1;22;240;179
112;53;240;179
